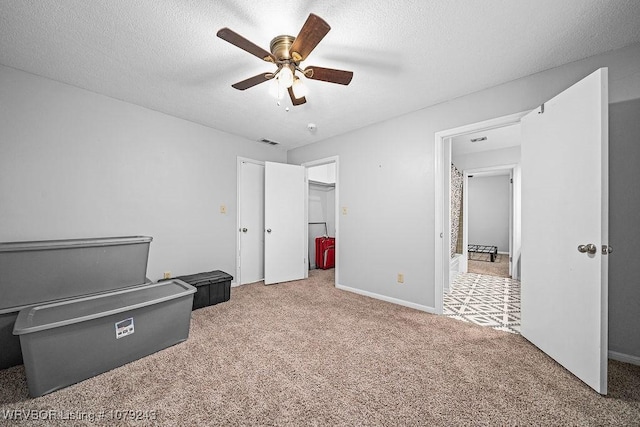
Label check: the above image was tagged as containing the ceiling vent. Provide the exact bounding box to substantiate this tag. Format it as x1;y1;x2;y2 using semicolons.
470;136;487;143
258;138;279;146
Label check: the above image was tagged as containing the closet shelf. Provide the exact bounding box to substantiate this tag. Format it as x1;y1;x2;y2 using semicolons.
309;180;335;188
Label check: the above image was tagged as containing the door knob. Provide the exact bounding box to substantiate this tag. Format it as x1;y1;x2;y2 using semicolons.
602;245;613;255
577;244;597;254
266;229;272;233
242;228;248;233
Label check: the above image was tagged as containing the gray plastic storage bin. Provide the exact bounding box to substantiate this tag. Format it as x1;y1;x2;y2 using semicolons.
13;279;195;397
0;236;152;311
0;278;152;370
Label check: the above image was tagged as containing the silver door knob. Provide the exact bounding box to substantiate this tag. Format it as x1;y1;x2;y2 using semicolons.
242;228;248;233
577;244;597;254
266;229;272;233
602;245;613;255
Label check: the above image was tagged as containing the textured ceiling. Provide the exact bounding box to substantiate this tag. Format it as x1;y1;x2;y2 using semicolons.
1;1;640;150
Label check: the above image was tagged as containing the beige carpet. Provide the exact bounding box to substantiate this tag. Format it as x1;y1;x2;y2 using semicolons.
1;269;639;426
468;253;511;278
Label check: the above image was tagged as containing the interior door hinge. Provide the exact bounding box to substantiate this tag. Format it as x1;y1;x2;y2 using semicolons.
538;103;545;114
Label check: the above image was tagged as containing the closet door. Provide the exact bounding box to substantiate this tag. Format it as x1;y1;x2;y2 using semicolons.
264;162;306;284
238;160;264;284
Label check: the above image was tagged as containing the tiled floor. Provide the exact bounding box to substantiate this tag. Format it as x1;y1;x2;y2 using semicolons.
444;272;521;334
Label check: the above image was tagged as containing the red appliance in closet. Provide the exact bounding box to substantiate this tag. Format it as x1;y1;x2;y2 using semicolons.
315;237;335;270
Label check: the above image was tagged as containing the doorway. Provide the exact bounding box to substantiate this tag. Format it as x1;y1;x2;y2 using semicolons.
236;157;338;287
439;120;524;332
463;167;516;279
447;158;521;334
435;112;526;315
236;158;306;286
302;156;339;286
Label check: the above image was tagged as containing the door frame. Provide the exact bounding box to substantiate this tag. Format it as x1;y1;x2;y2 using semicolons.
301;156;340;286
434;112;527;314
462;164;518;278
236;156;265;287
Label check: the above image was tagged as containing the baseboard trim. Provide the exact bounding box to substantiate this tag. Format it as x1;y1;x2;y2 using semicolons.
336;283;437;314
608;350;640;366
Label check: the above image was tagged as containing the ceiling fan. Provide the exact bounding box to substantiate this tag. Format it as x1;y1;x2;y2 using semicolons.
217;13;353;106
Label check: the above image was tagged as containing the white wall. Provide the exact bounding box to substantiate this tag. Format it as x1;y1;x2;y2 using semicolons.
0;65;286;282
287;43;640;316
467;175;510;252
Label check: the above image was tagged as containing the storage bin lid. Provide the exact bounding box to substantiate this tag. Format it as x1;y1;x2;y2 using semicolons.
170;270;233;286
0;277;153;316
13;280;194;335
0;236;152;252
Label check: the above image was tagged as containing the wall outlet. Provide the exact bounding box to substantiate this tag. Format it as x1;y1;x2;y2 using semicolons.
163;271;171;279
220;205;227;214
397;273;404;284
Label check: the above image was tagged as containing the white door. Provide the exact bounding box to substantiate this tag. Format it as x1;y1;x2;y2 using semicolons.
264;161;306;285
239;160;265;285
521;68;608;394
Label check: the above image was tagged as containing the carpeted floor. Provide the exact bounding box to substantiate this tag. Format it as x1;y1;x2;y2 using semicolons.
1;269;639;426
468;253;511;278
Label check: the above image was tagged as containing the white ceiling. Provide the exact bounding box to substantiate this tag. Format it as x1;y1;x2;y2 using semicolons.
1;1;640;150
451;124;521;157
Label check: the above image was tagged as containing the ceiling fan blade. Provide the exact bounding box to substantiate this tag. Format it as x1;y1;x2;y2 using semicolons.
231;73;274;90
287;87;307;106
304;66;353;85
289;14;331;62
217;28;275;62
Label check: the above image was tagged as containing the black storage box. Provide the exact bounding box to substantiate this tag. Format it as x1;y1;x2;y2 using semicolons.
164;270;232;310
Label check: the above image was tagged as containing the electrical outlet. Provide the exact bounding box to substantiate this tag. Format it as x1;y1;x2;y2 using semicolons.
163;271;171;279
397;273;404;284
220;205;227;214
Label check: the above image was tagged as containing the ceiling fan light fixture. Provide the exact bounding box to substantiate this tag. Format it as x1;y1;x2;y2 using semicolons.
218;14;352;107
278;65;294;88
292;76;308;98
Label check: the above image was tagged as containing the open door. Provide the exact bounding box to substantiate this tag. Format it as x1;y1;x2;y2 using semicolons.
264;162;306;285
521;68;608;394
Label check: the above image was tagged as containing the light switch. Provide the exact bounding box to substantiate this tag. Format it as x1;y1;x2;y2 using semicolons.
342;207;348;215
220;205;227;214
